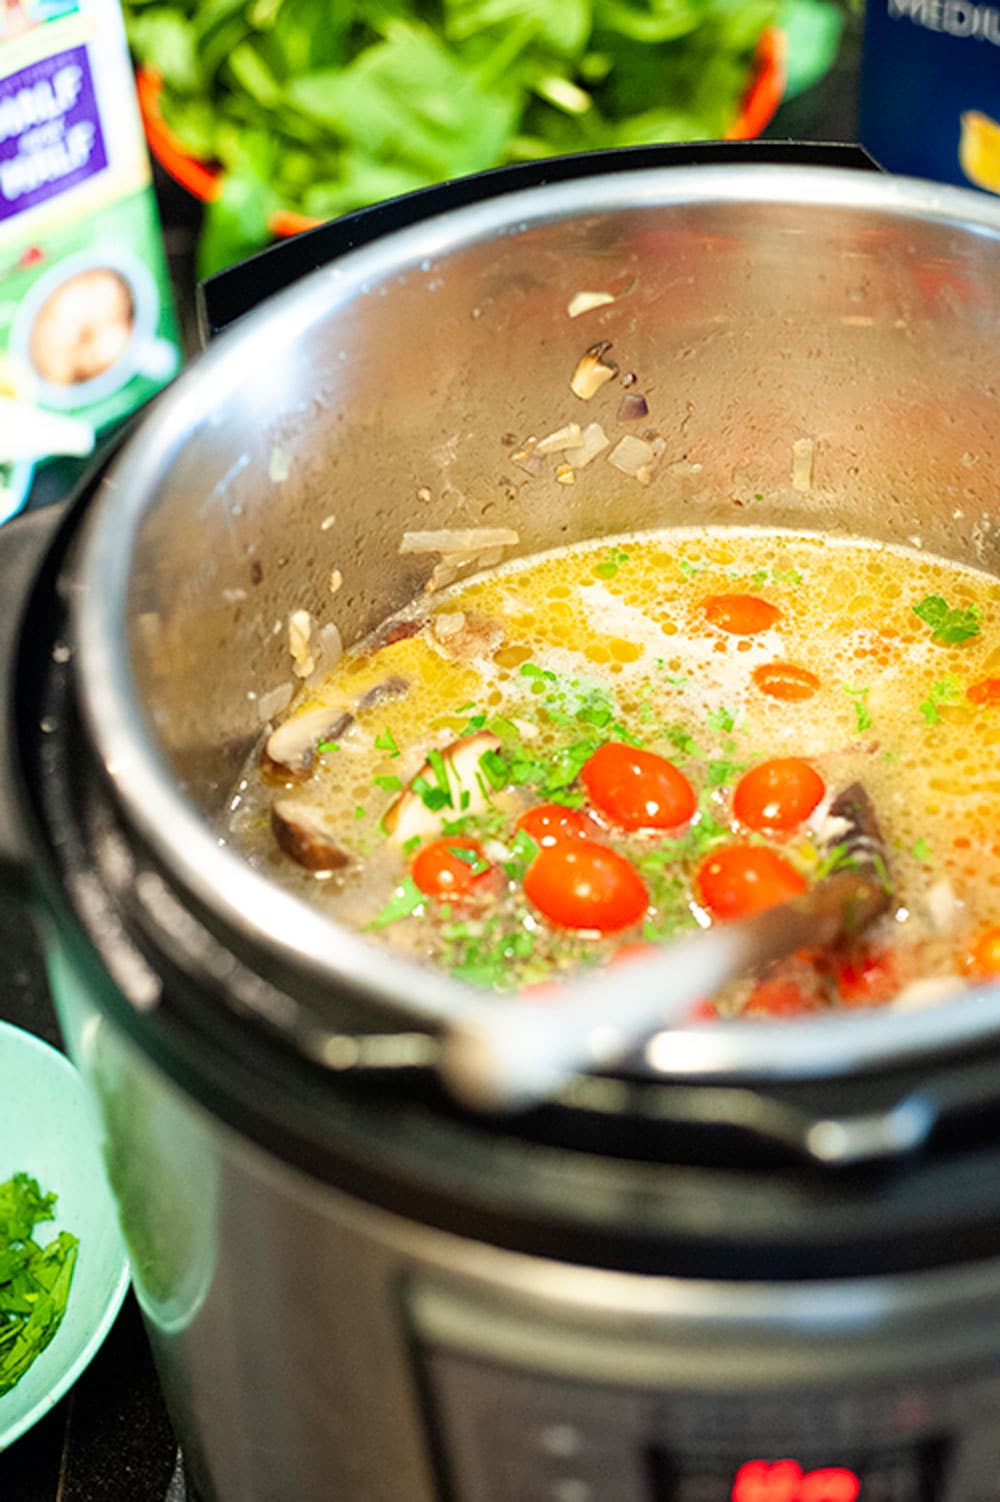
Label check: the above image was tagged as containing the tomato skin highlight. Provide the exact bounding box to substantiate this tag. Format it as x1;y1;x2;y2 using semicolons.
831;947;900;1007
696;843;807;920
733;757;825;833
524;840;648;934
702;593;781;635
411;838;492;900
581;742;696;832
967;677;1000;706
968;925;1000;976
752;662;820;701
516;802;596;847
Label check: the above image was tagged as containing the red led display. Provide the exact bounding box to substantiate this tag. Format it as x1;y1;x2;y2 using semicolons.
731;1459;861;1502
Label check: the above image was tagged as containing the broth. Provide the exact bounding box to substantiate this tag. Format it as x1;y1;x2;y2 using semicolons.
227;527;1000;1016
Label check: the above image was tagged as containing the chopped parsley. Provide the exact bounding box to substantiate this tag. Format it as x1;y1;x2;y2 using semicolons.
447;844;491;875
913;594;981;645
367;877;425;930
706;705;738;734
918;677;962;725
842;685;872;734
354;805;366;820
678;558;705;577
594;547;630;580
0;1174;79;1398
401;835;422;857
375;727;401;757
912;838;931;863
372;774;404;792
316;738;340;753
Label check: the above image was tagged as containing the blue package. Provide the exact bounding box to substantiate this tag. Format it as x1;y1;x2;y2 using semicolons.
860;0;1000;195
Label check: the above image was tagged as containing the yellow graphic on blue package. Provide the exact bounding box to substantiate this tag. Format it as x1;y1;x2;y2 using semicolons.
960;110;1000;195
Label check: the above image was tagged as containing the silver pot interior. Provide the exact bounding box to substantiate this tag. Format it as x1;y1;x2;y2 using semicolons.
74;164;1000;1073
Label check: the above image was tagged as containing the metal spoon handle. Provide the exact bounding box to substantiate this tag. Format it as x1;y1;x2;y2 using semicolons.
441;870;885;1112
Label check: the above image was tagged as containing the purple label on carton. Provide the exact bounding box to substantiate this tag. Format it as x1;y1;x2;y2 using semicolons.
0;44;107;222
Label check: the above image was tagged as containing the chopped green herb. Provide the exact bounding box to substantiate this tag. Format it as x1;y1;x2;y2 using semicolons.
661;724;701;759
706;758;746;788
519;662;557;683
706;706;738;734
316;738;340;753
478;747;510;791
487;715;521;743
354;805;366;820
654;662;688;686
912;838;932;863
372;774;404;793
375;728;401;757
503;828;541;880
448;845;490;875
594;547;630;580
464;713;488;732
410;775;451;812
401;835;422;858
842;685;872;734
0;1174;78;1398
913;594;981;645
367;876;425;930
678;558;705;577
918;677;962;725
638;699;654;723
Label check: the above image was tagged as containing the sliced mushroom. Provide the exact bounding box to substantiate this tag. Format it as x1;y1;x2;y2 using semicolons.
271;801;351;871
570;342;618;400
383;731;502;844
357;674;410;713
428;610;505;662
261;706;354;783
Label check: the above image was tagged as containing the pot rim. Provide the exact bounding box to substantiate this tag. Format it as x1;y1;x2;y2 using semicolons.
72;161;1000;1085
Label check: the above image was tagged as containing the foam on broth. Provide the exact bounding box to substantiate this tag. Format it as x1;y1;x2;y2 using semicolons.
227;527;1000;1014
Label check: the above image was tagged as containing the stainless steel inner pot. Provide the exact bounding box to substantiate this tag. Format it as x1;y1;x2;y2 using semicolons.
74;163;1000;1080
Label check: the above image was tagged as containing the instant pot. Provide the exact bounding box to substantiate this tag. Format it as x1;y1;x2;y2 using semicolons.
5;145;1000;1502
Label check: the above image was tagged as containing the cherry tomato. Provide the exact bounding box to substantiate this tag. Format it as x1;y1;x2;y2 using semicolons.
751;662;820;701
702;593;781;635
696;843;807;920
830;947;900;1007
733;757;825;833
411;838;492;900
967;677;1000;706
516;802;596;848
581;742;696;831
967;925;1000;977
524;841;648;933
744;978;818;1016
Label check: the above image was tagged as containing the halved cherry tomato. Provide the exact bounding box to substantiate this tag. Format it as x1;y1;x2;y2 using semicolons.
702;593;781;635
967;678;1000;706
830;946;900;1007
744;978;817;1016
524;841;648;933
967;925;1000;977
516;802;596;848
411;838;492;900
581;742;696;831
733;757;825;833
752;662;820;701
696;843;807;920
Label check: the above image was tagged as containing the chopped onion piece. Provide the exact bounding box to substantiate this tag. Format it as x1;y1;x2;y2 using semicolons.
564;422;609;469
792;436;815;493
617;392;649;422
567;290;616;318
570;342;618;400
536;422;583;454
328;568;343;595
555;464;575;485
608;434;656;480
269;446;290;483
288;609;314;678
317;621;343;669
257;682;293;724
400;527;519;554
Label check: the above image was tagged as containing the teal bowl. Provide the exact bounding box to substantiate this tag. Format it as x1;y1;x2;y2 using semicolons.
0;1020;130;1450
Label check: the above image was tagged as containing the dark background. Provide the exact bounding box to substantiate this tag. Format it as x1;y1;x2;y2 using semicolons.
0;26;861;1499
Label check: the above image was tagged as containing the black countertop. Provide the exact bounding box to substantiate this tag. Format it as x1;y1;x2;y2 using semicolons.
0;28;861;1498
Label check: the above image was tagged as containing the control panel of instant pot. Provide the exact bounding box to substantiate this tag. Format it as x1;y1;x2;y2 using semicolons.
418;1342;1000;1502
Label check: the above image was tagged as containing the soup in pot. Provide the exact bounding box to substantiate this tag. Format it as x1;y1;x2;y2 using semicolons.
227;526;1000;1017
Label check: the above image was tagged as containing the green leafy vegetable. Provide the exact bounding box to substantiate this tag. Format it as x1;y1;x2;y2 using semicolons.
0;1174;78;1398
375;727;401;757
912;837;931;863
593;547;630;580
913;594;981;645
124;0;778;273
366;876;426;929
842;684;872;734
918;677;962;725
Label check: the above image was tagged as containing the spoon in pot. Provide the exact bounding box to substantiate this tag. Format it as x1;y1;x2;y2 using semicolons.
441;783;891;1113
